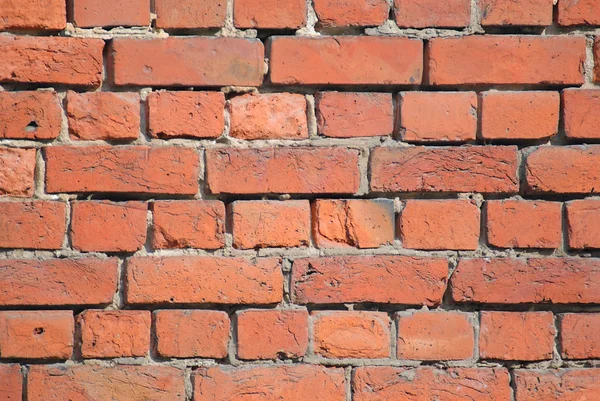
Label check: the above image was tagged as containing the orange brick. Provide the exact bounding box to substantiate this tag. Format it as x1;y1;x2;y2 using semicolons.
312;199;394;249
0;364;21;400
400;92;477;142
73;0;150;27
480;0;553;26
0;147;36;197
234;0;306;28
563;89;600;140
314;0;389;27
560;313;600;359
0;201;66;250
395;0;470;28
396;311;474;361
558;0;600;26
154;310;230;359
155;0;226;29
400;200;480;250
0;91;62;140
0;311;73;360
566;200;600;249
0;0;66;30
312;311;390;359
237;309;308;360
514;369;600;401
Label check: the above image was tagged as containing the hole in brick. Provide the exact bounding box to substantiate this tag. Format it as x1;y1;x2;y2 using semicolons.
25;121;38;132
33;327;44;335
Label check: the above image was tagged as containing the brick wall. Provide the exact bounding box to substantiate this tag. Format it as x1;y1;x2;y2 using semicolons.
0;0;599;399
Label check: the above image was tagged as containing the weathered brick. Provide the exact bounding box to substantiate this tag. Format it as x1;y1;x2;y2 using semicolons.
67;91;140;141
73;0;150;27
270;36;423;85
428;36;586;85
566;200;600;249
400;92;477;143
560;313;600;359
152;201;225;250
313;0;389;27
353;367;511;401
480;0;553;26
45;146;199;195
395;0;470;28
563;89;600;140
148;91;225;139
396;311;475;361
558;0;600;26
206;147;360;194
28;365;185;401
110;38;265;87
293;256;448;305
399;200;480;250
451;258;600;304
193;365;346;401
0;36;104;86
0;311;73;360
0;364;21;400
480;91;559;140
514;369;600;400
155;0;226;29
486;200;562;249
525;146;600;194
0;0;66;30
315;92;393;138
230;200;310;249
0;91;62;140
370;146;519;193
237;309;308;360
234;0;306;28
154;310;230;359
0;258;118;306
126;256;283;305
0;201;66;250
0;147;36;197
480;312;555;361
229;93;308;140
313;311;390;359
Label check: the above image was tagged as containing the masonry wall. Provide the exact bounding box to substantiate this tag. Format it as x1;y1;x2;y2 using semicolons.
0;0;599;399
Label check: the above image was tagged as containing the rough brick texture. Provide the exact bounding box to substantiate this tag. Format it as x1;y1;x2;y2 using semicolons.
0;364;21;400
73;0;150;28
514;369;600;400
0;201;66;250
234;0;306;29
0;91;62;140
0;148;36;197
562;89;600;140
395;0;471;28
0;0;66;30
314;0;389;27
480;0;553;26
155;0;226;29
566;200;600;249
560;313;600;359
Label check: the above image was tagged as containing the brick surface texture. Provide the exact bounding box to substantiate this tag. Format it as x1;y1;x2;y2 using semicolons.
0;1;599;399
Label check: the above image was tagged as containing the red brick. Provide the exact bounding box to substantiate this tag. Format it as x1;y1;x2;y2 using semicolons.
400;200;480;250
370;146;519;193
0;0;66;29
206;147;359;194
155;0;226;29
154;310;230;358
313;311;390;359
481;91;559;140
0;258;117;306
230;200;310;249
595;39;600;82
152;201;225;250
0;91;62;140
45;146;199;195
0;147;36;197
396;311;475;361
126;256;283;305
395;0;470;28
28;365;185;401
525;146;600;194
428;36;586;86
229;93;308;140
110;38;265;87
486;200;562;249
237;309;308;360
563;89;600;140
451;258;600;304
73;0;150;27
480;311;555;361
67;91;140;141
315;92;393;138
560;313;600;359
514;369;600;400
234;0;306;28
148;91;225;139
480;0;553;26
558;0;600;26
313;199;394;249
0;364;21;400
353;367;511;401
0;201;66;250
293;256;448;305
0;311;73;360
0;36;103;87
270;36;423;85
400;92;477;143
566;200;600;249
193;365;346;401
78;310;150;358
313;0;389;27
